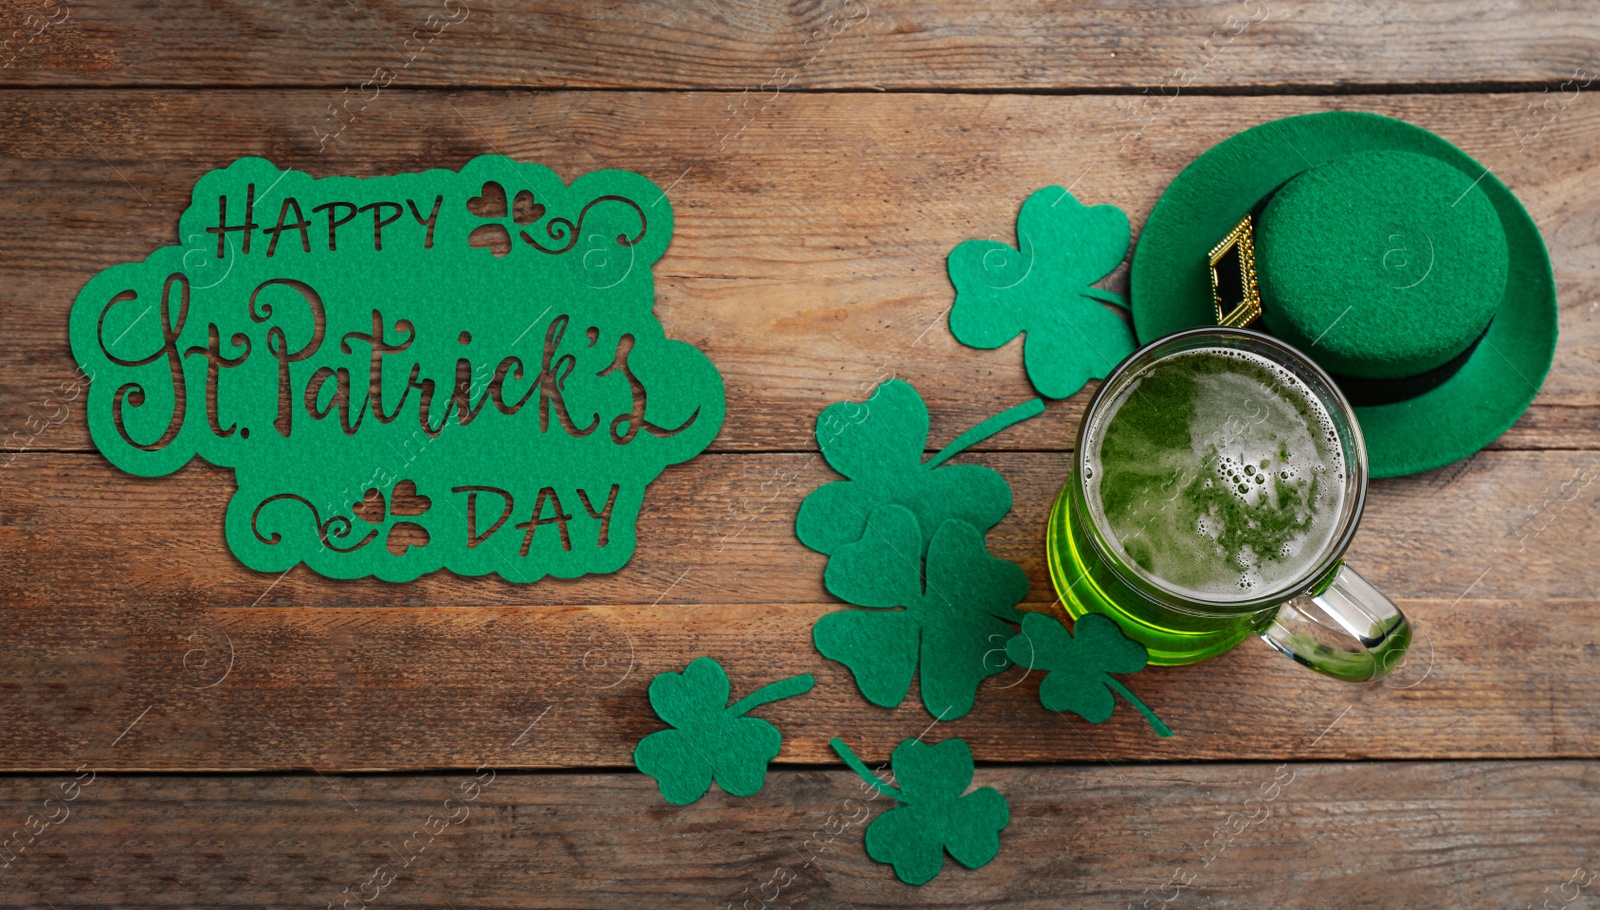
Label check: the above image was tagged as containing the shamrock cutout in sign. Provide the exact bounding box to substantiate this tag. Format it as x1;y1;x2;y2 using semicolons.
832;736;1009;886
947;186;1137;400
349;478;433;557
634;658;815;805
796;379;1043;560
816;504;1027;720
1005;612;1172;737
466;180;547;257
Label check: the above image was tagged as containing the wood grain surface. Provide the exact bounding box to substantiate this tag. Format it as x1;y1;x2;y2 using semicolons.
1;0;1598;91
0;761;1592;908
2;0;1599;906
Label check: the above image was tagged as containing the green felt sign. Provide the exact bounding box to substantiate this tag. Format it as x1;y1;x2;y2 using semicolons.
947;186;1137;399
832;736;1009;886
1005;612;1172;737
817;504;1028;720
796;379;1042;560
635;657;814;805
68;156;725;582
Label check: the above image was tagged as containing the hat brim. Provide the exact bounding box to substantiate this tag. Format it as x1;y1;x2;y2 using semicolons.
1130;111;1557;479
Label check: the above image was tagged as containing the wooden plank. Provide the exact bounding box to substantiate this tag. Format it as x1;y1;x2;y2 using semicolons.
0;760;1589;906
3;449;1596;609
2;593;1594;771
2;443;1595;769
2;90;1596;454
2;0;1598;91
0;594;1593;771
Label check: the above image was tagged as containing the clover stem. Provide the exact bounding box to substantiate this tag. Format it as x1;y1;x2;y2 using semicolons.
926;397;1047;469
1104;676;1174;738
829;737;902;800
728;673;816;717
1082;286;1130;310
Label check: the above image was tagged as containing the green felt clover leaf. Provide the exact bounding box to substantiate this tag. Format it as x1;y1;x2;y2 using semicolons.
634;657;815;805
796;379;1043;559
832;736;1010;886
816;504;1027;720
1005;612;1172;737
947;186;1137;400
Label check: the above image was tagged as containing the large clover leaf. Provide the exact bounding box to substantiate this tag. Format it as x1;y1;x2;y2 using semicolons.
832;736;1010;886
1005;612;1171;737
815;504;1027;720
634;657;815;804
796;379;1042;559
947;186;1136;400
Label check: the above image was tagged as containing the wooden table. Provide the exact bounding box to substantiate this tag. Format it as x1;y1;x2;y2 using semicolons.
2;2;1598;906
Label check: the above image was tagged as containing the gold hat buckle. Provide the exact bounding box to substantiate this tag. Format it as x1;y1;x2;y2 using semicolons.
1208;213;1262;329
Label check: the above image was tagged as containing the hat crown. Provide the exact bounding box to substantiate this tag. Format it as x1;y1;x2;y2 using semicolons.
1255;150;1509;380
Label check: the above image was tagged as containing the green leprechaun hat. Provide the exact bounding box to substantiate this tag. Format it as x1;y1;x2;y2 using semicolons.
1131;111;1557;478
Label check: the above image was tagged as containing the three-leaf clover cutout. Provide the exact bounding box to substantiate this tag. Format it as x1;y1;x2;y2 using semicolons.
832;736;1009;885
1005;612;1172;737
634;657;815;805
350;478;433;556
816;503;1027;720
947;186;1136;399
466;180;547;257
796;379;1042;560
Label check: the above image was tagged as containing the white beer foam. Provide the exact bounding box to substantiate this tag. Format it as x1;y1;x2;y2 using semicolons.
1083;348;1346;602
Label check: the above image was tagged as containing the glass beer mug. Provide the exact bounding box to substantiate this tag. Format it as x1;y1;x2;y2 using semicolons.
1047;326;1411;680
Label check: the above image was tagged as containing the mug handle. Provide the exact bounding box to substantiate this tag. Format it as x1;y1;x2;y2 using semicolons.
1257;564;1412;681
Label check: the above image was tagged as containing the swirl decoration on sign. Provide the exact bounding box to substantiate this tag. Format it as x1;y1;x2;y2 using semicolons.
521;195;647;255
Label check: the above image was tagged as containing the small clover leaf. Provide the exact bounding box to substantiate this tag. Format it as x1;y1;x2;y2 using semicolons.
947;186;1136;399
832;736;1009;886
1005;612;1172;737
815;504;1027;720
796;379;1042;559
634;657;815;805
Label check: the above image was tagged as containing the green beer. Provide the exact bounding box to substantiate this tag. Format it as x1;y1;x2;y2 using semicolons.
1049;344;1349;665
